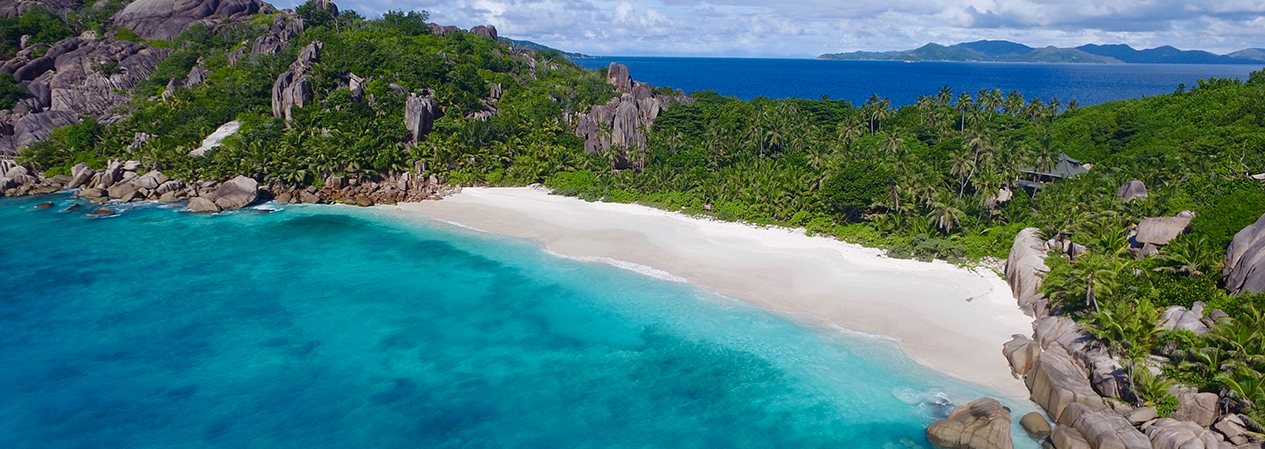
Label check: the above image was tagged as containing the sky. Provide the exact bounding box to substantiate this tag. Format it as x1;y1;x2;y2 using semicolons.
275;0;1265;57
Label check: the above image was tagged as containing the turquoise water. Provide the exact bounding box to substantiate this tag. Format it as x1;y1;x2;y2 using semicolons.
0;194;1038;448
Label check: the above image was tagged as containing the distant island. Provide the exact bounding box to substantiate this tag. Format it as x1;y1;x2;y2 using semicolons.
499;37;591;58
820;40;1265;64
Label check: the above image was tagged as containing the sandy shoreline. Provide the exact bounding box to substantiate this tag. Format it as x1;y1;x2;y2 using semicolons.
384;187;1032;399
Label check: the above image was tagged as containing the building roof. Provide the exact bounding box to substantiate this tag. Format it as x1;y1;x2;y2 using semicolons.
1019;153;1089;179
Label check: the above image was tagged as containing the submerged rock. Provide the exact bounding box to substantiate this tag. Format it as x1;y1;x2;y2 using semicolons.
926;397;1014;449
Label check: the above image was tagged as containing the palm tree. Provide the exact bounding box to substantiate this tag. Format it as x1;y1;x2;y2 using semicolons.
881;132;905;157
936;86;954;106
956;92;972;132
1005;91;1025;116
836;115;865;149
950;148;977;197
927;192;966;234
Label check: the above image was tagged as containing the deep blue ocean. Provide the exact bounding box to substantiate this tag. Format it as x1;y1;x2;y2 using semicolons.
0;195;1040;448
573;57;1263;106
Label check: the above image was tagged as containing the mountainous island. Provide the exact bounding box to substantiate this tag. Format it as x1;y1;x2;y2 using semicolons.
1;1;1265;449
821;40;1265;64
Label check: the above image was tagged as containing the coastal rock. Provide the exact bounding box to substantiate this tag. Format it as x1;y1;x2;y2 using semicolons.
34;201;53;209
1051;425;1091;449
67;162;95;188
187;196;220;213
1171;387;1218;427
1059;402;1151;449
113;0;267;41
1117;181;1149;201
156;180;184;195
106;182;137;199
1126;406;1159;426
1005;228;1050;317
1025;343;1105;423
1003;334;1042;377
88;207;116;216
1145;418;1221;449
1021;412;1052;440
1225;213;1265;295
209;175;257;211
925;397;1014;449
405;93;437;144
77;187;106;199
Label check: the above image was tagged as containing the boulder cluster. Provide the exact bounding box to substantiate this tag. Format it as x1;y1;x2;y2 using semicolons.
272;40;322;121
926;398;1015;449
270;173;458;207
570;62;694;167
113;0;271;41
994;227;1262;449
0;36;169;156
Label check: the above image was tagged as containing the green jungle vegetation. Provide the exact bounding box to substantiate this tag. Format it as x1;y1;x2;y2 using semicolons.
10;1;1265;422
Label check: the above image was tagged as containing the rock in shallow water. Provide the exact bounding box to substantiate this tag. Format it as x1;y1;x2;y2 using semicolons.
925;397;1014;449
1021;412;1051;440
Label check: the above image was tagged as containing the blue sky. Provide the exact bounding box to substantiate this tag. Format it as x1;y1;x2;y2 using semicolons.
274;0;1265;57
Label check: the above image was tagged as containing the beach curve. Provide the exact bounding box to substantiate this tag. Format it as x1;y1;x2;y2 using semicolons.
385;186;1033;399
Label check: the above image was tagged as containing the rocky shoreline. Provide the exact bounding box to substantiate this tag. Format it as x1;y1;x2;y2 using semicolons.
928;182;1265;449
0;157;458;214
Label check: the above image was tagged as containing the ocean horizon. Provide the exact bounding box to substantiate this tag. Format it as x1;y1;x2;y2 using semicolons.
573;57;1262;106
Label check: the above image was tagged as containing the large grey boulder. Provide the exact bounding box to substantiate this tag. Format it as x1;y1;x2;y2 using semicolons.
208;175;257;211
925;397;1014;449
47;39;170;118
606;62;632;93
1051;425;1091;449
1005;228;1050;317
1133;213;1196;256
1225;213;1265;295
1025;343;1105;423
271;41;321;120
1160;302;1211;333
1020;412;1052;440
13;110;79;148
469;25;497;39
67;162;94;189
1059;402;1151;449
405;93;437;144
1116;180;1149;201
1170;386;1219;427
113;0;267;41
187;196;220;213
1003;334;1042;377
1144;418;1221;449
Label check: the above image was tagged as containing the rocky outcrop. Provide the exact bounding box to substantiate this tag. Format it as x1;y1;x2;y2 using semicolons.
1005;227;1051;317
1051;425;1091;449
0;36;168;154
271;171;458;206
1116;181;1149;201
469;25;497;39
1213;414;1258;446
245;10;304;59
0;0;78;18
187;196;220;213
1059;403;1151;449
925;397;1014;449
405;93;437;144
1225;213;1265;295
113;0;269;41
1143;418;1221;449
207;175;257;210
1170;386;1219;427
1025;343;1105;423
272;41;321;120
571;63;692;166
427;23;460;35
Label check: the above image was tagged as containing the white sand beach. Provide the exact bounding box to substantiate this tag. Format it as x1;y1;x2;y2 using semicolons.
388;187;1033;398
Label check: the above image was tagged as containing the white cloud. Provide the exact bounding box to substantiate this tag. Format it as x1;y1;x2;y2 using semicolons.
271;0;1265;57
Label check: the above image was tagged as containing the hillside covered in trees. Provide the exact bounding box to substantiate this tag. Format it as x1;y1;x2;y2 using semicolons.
2;0;1265;440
